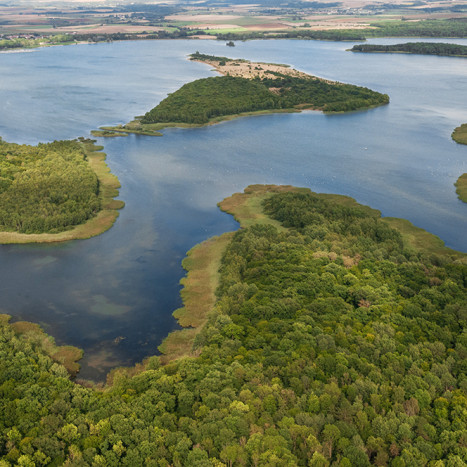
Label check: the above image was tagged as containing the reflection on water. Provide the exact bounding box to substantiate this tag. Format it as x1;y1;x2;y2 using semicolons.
0;39;466;380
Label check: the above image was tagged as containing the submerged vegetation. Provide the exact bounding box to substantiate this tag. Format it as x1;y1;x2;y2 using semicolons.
1;185;466;465
0;138;123;242
452;124;467;203
350;42;467;57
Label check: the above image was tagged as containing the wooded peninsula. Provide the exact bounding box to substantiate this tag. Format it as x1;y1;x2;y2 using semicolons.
452;124;467;203
1;184;466;465
350;42;467;57
0;138;123;243
96;53;389;137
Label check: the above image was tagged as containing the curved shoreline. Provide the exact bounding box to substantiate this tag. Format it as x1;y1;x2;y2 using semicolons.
0;139;124;244
451;123;467;203
95;54;389;137
3;184;465;386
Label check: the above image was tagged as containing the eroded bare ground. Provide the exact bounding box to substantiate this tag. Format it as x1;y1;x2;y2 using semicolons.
192;56;336;86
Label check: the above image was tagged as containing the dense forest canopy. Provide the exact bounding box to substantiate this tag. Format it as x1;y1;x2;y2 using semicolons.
141;57;389;125
350;42;467;57
213;19;467;42
368;19;467;38
1;187;466;465
0;139;100;234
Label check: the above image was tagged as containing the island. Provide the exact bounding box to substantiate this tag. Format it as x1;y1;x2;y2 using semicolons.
350;42;467;57
95;52;389;137
452;123;467;203
1;184;466;465
0;138;123;243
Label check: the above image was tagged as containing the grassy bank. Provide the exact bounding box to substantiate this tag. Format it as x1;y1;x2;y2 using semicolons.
451;123;467;203
158;232;234;363
95;108;300;137
0;139;123;244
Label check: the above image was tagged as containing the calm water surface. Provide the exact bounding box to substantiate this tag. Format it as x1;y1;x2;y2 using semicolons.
0;39;466;380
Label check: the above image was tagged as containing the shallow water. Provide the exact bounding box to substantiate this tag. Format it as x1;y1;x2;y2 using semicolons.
0;38;466;380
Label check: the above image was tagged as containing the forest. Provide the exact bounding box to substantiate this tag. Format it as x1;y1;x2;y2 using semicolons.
368;19;467;38
216;18;467;42
216;29;367;42
350;42;467;57
0;139;100;234
141;62;389;125
1;187;466;466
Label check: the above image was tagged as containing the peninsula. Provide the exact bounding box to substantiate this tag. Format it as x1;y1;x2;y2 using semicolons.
0;138;123;243
350;42;467;57
2;184;466;466
95;52;389;137
452;123;467;203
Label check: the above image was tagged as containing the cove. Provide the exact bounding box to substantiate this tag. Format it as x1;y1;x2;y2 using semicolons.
0;38;466;381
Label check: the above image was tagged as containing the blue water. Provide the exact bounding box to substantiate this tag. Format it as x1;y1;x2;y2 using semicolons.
0;38;466;380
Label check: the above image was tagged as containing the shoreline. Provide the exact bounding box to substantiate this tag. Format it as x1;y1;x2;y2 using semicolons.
96;54;388;138
157;232;234;364
94;107;303;138
4;184;466;386
350;49;467;57
0;139;124;244
451;123;467;203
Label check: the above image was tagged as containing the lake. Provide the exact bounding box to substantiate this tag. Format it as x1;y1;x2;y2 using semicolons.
0;38;466;380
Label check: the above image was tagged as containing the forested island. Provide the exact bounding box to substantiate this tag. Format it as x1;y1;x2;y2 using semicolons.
452;124;467;203
97;53;389;136
350;42;467;57
1;184;466;466
0;138;123;243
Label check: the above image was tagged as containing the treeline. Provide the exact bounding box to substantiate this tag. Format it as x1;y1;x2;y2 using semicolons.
1;189;466;465
142;76;279;124
216;18;467;42
0;140;100;233
0;35;73;51
351;42;467;57
216;29;367;42
369;18;467;38
141;71;389;124
190;51;245;64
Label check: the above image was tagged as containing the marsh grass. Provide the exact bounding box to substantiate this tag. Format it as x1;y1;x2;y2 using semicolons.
96;109;299;137
158;232;234;363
